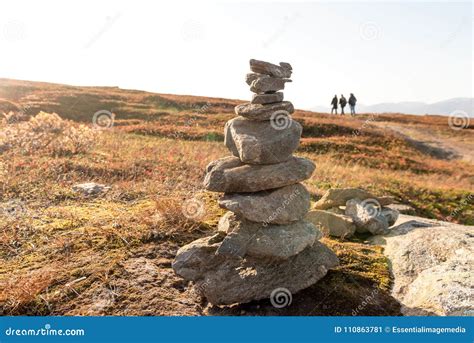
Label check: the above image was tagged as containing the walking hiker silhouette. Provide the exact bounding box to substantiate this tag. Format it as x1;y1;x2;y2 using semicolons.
349;93;357;116
331;95;338;114
339;94;347;115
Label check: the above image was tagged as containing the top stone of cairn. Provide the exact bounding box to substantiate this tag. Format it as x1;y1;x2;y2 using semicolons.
249;59;292;78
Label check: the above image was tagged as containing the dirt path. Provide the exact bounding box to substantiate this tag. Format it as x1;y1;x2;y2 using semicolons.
371;121;474;164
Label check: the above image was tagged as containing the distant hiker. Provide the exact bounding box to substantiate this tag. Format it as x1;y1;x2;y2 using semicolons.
331;95;338;114
339;94;347;115
349;93;357;116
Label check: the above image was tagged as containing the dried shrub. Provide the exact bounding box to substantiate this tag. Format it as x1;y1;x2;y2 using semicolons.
0;111;97;156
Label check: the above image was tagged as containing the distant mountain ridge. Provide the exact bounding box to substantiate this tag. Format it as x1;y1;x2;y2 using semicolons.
310;97;473;116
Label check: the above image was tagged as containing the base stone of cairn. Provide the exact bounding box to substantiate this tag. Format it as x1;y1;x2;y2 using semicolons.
172;59;339;306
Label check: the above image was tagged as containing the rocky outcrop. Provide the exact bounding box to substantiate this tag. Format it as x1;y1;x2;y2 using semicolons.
371;215;474;316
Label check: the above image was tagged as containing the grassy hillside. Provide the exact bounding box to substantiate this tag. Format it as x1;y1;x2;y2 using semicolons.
0;78;472;316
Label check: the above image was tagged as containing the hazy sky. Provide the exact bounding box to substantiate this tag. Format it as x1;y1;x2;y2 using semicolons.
0;0;472;109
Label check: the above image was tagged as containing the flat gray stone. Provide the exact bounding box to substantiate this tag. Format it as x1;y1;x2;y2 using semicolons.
235;101;294;121
250;75;291;94
249;59;292;78
305;210;356;238
203;156;316;193
173;232;338;305
216;212;321;260
251;92;284;105
224;116;302;164
314;188;395;210
72;182;110;196
218;183;310;224
245;73;262;86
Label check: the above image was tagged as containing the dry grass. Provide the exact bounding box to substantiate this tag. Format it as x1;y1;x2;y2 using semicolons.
0;78;472;316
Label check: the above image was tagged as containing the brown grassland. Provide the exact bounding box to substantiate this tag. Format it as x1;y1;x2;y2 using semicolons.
0;78;472;316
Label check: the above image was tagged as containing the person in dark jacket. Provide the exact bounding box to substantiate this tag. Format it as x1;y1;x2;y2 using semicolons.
339;94;347;115
331;95;338;114
349;93;357;116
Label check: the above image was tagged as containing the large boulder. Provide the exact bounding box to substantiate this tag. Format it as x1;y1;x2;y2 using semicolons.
218;183;310;224
234;101;294;121
249;59;292;78
305;209;356;238
403;260;472;316
224;116;302;164
216;212;320;260
173;232;339;305
371;215;474;316
345;198;390;235
203;156;315;193
314;188;394;210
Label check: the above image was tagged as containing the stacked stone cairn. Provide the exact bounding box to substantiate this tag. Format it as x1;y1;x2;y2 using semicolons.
172;59;339;306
